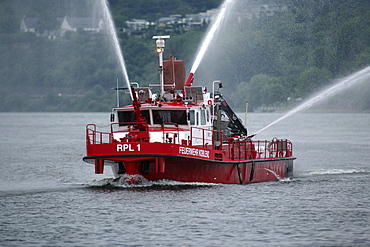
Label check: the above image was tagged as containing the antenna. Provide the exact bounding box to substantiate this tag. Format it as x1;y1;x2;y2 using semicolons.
116;78;119;107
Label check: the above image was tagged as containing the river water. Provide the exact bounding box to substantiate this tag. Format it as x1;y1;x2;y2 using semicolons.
0;112;369;246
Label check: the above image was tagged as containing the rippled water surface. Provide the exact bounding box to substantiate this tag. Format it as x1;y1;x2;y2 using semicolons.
1;112;369;246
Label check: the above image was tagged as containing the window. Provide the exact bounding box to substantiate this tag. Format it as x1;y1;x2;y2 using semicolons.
200;109;206;125
153;110;187;124
189;110;195;125
118;110;150;126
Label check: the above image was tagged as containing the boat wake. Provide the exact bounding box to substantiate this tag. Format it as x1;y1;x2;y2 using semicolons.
303;168;367;176
87;176;218;190
0;185;84;197
88;175;149;187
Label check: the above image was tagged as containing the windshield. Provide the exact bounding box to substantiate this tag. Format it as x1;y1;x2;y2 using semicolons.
117;110;150;126
152;110;187;125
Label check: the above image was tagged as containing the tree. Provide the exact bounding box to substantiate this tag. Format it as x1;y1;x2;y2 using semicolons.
295;67;331;97
235;74;289;111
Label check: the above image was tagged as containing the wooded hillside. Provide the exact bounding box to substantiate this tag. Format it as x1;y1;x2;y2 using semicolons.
0;0;369;112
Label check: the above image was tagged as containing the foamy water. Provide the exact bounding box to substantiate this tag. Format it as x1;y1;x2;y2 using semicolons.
88;176;219;189
304;168;366;176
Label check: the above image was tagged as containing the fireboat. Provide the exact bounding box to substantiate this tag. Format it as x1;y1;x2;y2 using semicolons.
83;36;295;184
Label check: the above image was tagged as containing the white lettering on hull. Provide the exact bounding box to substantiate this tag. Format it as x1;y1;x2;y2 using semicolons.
179;146;210;158
117;144;141;152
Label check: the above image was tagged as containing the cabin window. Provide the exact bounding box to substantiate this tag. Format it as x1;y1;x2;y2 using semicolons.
152;110;187;124
117;110;150;126
189;110;195;125
200;109;206;125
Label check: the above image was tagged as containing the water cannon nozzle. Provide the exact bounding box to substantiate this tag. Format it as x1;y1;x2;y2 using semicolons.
247;134;256;139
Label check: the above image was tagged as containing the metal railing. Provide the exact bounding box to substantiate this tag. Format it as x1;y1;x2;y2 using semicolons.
252;139;293;159
223;139;293;160
190;126;226;149
161;122;181;144
86;124;112;145
86;124;294;160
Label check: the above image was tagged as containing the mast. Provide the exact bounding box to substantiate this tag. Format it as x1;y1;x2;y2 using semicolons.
152;35;170;98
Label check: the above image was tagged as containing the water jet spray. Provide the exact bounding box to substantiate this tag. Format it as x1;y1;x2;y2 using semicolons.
100;0;133;100
185;0;234;86
254;65;370;135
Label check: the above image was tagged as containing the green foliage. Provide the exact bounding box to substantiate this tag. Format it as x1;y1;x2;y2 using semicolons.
224;1;370;111
108;0;223;22
0;0;369;112
295;67;331;97
235;74;288;111
0;1;19;33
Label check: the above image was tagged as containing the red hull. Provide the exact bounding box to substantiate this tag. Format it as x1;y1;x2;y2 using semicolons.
145;158;293;184
84;141;294;185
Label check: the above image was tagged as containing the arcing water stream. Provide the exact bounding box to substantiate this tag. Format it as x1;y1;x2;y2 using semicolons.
100;0;234;99
189;0;234;75
99;0;133;99
255;65;370;135
100;0;369;129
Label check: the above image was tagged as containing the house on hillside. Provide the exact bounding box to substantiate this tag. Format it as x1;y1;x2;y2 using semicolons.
21;16;105;38
124;19;152;35
156;16;182;27
20;17;42;36
183;14;202;29
126;19;150;31
184;9;215;29
60;16;104;36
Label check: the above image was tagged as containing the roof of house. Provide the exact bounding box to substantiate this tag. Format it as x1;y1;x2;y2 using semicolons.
129;19;148;23
157;17;180;24
64;17;101;29
22;17;41;28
